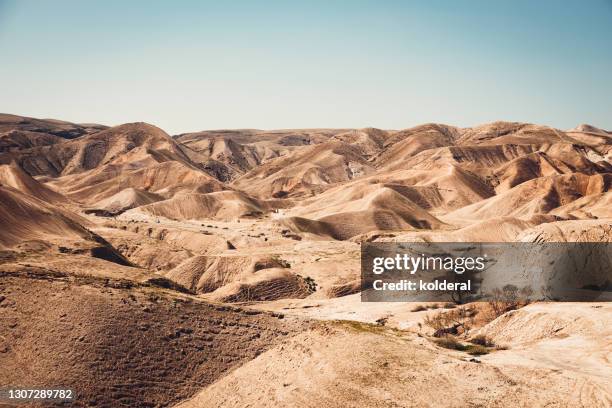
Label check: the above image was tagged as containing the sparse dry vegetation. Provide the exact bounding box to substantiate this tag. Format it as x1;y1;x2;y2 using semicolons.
412;303;448;312
487;285;533;319
434;335;467;351
424;305;478;337
433;335;491;355
466;344;490;356
271;255;291;269
469;334;495;347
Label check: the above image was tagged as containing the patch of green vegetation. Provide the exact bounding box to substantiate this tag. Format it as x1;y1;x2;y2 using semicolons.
465;345;489;356
433;336;492;355
468;334;494;347
434;336;467;351
330;320;407;338
339;320;388;334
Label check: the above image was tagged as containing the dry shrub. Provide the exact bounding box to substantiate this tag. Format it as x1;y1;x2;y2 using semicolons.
468;334;494;347
375;317;388;326
466;345;489;356
488;286;517;316
412;303;444;312
434;336;491;355
424;305;478;337
487;285;533;320
433;336;466;351
487;284;532;318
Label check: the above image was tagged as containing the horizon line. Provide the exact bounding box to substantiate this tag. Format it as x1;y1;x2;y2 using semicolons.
2;112;609;136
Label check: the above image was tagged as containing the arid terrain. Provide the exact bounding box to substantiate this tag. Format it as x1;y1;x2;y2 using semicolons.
0;113;611;407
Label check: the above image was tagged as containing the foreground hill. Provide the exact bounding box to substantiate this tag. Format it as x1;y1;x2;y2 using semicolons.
0;271;305;407
177;303;612;408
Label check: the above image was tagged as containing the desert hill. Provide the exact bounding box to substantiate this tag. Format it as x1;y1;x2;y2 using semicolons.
0;185;88;248
0;113;108;166
175;128;347;181
517;218;612;242
551;191;612;219
456;121;575;145
0;130;67;152
51;160;225;205
283;183;445;240
444;172;611;225
177;304;612;408
0;162;66;204
316;164;494;215
89;187;164;215
233;140;375;198
373;123;459;168
566;124;612;147
175;128;343;146
0;114;608;260
0;113;611;407
329;127;390;158
0;122;192;177
0;123;226;205
491;151;598;192
0;114;609;287
0;113;107;140
132;190;283;221
0;271;306;407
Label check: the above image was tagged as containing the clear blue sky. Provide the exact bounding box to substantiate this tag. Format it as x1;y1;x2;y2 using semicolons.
0;0;611;134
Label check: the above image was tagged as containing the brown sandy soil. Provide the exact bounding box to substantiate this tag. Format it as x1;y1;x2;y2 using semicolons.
0;271;306;408
0;115;611;407
175;311;611;408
